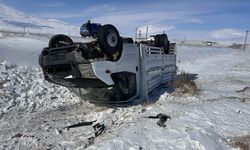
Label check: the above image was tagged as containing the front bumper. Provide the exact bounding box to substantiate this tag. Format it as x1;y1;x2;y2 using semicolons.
39;43;108;88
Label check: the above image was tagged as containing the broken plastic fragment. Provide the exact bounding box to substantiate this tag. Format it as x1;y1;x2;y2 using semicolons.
65;75;73;79
93;123;106;137
145;113;171;127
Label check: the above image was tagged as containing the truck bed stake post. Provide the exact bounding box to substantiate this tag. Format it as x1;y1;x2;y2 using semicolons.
145;26;148;40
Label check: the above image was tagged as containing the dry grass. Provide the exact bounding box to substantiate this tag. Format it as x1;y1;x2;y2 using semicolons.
237;87;250;93
170;71;198;96
228;43;244;49
228;135;250;150
0;80;4;88
0;80;8;88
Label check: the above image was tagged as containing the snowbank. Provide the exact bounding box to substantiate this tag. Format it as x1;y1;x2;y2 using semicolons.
0;61;80;116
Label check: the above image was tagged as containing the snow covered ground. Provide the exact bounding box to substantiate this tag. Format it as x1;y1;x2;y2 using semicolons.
0;35;48;67
0;35;250;150
0;3;79;36
0;35;86;67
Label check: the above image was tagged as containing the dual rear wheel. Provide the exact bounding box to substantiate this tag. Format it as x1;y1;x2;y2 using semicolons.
155;34;170;54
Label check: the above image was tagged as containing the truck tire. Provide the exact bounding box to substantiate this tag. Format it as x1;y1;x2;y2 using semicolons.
49;34;73;48
123;37;134;43
164;40;170;54
160;34;170;54
154;34;161;47
97;24;121;55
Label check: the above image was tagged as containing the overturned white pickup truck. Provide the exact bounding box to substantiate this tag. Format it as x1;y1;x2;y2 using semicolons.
39;21;176;103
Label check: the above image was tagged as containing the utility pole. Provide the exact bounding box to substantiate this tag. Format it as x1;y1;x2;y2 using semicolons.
135;27;138;42
138;30;142;42
243;30;249;50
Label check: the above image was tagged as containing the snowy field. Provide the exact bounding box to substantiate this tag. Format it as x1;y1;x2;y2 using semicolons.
0;35;250;150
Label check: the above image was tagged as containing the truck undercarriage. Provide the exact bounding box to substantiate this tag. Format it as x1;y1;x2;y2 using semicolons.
39;21;176;103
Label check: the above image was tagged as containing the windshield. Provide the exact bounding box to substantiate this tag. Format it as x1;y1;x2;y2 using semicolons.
69;72;137;102
69;86;135;102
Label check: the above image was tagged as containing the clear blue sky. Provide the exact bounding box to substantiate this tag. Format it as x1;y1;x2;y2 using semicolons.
1;0;250;40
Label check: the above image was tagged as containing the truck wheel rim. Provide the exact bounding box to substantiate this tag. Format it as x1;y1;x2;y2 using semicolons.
107;30;118;47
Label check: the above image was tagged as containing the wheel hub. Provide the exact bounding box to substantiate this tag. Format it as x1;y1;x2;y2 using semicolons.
107;30;118;47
